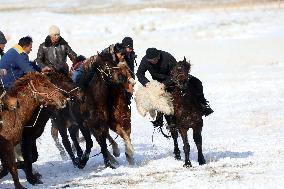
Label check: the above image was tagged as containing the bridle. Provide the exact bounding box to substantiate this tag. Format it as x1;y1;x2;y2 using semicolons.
28;80;60;103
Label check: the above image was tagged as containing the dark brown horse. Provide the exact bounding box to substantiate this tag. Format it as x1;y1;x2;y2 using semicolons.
170;58;206;167
78;53;133;168
0;72;68;189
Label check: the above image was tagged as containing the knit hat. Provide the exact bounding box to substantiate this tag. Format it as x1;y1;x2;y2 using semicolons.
114;43;126;54
0;31;7;44
49;25;60;36
146;48;160;60
122;37;133;49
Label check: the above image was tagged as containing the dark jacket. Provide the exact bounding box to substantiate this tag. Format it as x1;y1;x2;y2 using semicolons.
36;36;77;75
102;44;136;78
136;50;177;86
0;45;38;89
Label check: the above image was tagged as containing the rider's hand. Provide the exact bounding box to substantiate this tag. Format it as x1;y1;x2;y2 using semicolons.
41;66;52;73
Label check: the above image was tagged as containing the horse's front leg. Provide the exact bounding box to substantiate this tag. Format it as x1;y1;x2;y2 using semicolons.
76;123;93;169
51;125;68;160
1;142;27;189
170;129;181;160
179;127;192;168
68;125;83;158
21;134;42;185
193;127;206;165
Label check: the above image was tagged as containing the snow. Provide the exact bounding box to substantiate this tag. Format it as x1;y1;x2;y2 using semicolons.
1;0;284;188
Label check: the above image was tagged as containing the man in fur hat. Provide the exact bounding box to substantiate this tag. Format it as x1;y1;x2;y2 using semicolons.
36;25;77;75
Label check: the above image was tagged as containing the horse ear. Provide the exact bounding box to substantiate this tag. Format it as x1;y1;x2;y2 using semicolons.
183;56;186;62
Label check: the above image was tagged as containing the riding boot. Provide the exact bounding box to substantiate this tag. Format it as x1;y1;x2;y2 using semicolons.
151;112;163;127
200;101;214;116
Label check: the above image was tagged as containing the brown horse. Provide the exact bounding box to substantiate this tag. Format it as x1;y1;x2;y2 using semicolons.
0;72;68;189
170;58;206;167
108;62;134;165
78;53;133;168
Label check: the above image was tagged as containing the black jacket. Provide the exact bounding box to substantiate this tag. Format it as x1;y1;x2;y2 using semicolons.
36;36;77;75
102;44;136;78
136;50;177;86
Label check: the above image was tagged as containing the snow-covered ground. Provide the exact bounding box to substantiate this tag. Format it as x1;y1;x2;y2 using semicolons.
1;0;284;188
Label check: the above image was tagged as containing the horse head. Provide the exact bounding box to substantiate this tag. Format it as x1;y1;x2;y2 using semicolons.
10;72;68;109
171;57;191;90
44;70;81;101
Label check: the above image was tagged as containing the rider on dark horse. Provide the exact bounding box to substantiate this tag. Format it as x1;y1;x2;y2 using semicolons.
136;47;214;127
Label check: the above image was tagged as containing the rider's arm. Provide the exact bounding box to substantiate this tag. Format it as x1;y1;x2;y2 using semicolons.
136;57;150;86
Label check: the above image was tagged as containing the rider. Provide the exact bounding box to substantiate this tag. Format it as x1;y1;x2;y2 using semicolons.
36;25;77;75
136;48;213;127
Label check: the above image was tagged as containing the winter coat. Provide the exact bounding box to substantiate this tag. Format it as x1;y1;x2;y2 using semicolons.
0;44;39;89
102;44;136;78
36;36;77;75
136;50;177;86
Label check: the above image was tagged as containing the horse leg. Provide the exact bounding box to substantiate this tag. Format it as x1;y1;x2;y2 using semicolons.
1;142;26;189
21;133;43;185
57;120;80;168
193;127;206;165
51;125;68;160
75;123;93;169
68;125;83;158
92;128;116;169
178;128;192;168
116;126;134;165
170;129;181;160
106;132;120;157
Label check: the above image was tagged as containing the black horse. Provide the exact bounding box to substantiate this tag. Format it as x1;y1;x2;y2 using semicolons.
169;57;206;167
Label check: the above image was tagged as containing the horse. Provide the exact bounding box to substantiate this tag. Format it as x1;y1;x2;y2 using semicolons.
107;61;135;165
0;72;68;189
169;57;206;167
18;71;93;185
77;52;134;168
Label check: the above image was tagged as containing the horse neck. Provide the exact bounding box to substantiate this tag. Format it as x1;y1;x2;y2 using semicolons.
16;92;42;124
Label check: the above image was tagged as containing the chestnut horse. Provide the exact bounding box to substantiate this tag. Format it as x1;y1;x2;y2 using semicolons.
0;72;68;189
18;71;93;185
170;58;206;167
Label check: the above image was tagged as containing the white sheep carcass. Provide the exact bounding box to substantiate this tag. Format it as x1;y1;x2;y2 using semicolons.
135;80;174;118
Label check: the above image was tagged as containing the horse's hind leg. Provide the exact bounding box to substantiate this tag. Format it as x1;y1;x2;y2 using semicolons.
170;129;181;160
179;128;192;167
107;132;120;157
193;127;206;165
1;142;26;189
116;126;134;165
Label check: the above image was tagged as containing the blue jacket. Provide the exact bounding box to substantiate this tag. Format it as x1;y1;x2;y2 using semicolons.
0;44;40;89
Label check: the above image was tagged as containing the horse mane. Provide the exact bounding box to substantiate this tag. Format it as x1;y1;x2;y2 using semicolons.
8;72;46;97
46;71;73;83
77;52;114;90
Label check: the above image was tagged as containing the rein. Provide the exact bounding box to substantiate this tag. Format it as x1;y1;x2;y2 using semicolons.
29;80;59;101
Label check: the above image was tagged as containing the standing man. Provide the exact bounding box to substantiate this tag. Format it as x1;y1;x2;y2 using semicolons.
136;48;213;127
36;25;77;75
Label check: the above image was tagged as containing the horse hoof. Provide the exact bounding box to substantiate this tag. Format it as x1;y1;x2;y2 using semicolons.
33;171;42;179
105;161;116;169
198;156;206;165
27;177;43;185
183;162;192;168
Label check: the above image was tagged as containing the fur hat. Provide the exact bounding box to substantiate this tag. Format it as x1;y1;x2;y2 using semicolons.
146;48;160;60
122;37;133;49
0;31;7;44
49;25;60;36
